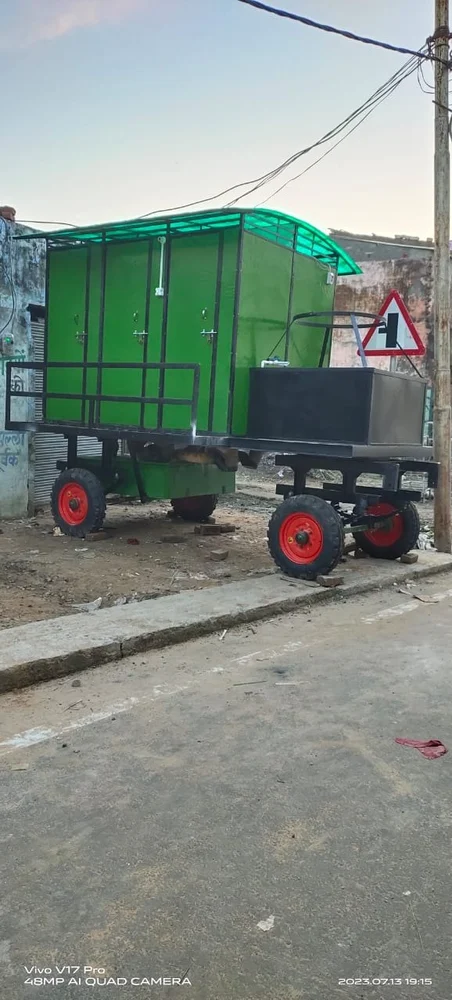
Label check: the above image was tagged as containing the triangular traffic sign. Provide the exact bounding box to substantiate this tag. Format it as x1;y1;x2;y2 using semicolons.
361;289;425;357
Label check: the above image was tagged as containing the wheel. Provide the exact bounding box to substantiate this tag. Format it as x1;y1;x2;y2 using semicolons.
267;495;344;580
170;494;218;522
354;500;420;560
51;468;106;538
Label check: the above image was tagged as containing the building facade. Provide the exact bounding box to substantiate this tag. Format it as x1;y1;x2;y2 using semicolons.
329;229;434;379
0;219;46;517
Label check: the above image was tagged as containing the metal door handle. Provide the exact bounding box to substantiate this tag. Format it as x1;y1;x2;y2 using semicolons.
74;314;86;344
133;330;148;344
201;329;216;344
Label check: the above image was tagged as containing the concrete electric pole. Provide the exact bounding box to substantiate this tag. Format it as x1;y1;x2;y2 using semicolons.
433;0;452;551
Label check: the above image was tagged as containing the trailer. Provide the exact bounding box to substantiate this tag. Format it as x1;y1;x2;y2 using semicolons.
6;207;438;579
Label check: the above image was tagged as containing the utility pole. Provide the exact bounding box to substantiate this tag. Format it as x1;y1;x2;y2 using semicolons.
433;0;452;551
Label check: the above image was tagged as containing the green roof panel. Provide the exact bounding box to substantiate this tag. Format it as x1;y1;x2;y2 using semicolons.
16;207;361;276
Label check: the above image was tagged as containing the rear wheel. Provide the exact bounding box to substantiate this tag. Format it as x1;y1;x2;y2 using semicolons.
267;495;344;579
354;500;420;559
51;468;106;538
170;494;218;522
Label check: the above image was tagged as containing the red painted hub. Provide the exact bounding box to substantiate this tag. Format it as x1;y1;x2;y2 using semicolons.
363;502;403;547
58;482;89;526
278;512;323;564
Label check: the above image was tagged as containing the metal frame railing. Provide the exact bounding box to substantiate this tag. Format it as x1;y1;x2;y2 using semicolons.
5;360;200;435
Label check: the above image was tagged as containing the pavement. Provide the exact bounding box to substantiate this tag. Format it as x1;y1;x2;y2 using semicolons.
1;573;452;999
0;551;451;693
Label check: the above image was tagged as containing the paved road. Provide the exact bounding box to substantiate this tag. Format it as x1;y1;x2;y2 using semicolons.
1;573;452;1000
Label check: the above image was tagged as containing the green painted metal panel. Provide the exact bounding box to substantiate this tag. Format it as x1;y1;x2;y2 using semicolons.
163;233;221;432
78;456;235;500
231;232;292;435
211;228;238;433
99;242;150;427
142;244;165;429
46;248;88;422
43;215;339;439
287;254;335;367
84;245;102;403
232;234;336;434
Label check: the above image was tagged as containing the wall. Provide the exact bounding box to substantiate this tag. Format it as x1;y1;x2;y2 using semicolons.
328;232;434;380
0;221;46;517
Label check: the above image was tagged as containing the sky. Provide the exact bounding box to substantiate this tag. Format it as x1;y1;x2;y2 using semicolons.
1;0;439;238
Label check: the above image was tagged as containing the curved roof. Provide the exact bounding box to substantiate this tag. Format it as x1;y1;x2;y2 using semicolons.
16;207;361;276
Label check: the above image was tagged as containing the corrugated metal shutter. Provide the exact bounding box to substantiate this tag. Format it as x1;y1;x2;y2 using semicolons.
32;319;102;506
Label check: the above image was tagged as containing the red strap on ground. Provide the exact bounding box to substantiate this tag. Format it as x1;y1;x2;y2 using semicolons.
395;738;448;759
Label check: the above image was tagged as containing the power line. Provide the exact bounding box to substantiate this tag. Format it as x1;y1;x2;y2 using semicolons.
17;219;77;228
139;53;421;219
226;55;420;207
257;58;420;206
137;179;270;219
0;219;16;338
21;42;430;228
417;60;435;93
236;0;449;65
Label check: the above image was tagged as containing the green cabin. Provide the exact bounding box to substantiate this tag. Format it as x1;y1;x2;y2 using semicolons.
40;207;360;438
8;209;432;583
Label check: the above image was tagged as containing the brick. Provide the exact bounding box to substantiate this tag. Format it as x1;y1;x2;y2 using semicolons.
194;524;223;536
316;574;344;588
160;534;187;544
195;523;237;536
209;549;229;561
400;552;419;564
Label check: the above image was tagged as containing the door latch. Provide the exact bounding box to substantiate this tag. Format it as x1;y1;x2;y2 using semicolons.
200;309;216;344
200;329;216;344
74;315;86;344
132;311;148;345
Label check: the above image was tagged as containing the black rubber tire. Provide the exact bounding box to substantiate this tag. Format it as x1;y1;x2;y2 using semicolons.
267;494;344;580
170;494;218;522
354;499;420;560
51;468;106;538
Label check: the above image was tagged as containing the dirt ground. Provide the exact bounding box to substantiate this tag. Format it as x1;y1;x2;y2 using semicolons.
0;478;282;629
0;467;435;630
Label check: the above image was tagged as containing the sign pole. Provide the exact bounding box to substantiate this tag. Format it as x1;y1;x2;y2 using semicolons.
433;0;451;552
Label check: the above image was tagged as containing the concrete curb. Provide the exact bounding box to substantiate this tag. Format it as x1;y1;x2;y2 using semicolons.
1;553;451;693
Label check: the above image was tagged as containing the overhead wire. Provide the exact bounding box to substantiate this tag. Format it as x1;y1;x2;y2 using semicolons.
258;101;402;206
226;54;421;207
417;60;435;94
17;219;77;228
236;0;449;66
138;52;423;219
0;219;16;338
13;12;441;227
258;56;421;206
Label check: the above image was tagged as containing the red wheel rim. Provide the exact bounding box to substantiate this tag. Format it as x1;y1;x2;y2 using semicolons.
363;503;403;547
58;482;89;526
278;512;324;564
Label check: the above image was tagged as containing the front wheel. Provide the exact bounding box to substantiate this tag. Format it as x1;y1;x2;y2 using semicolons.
267;495;344;579
353;500;420;559
170;494;218;522
51;468;106;537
